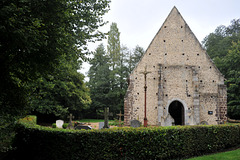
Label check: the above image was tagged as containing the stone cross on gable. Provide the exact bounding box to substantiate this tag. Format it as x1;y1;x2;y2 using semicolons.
116;110;124;127
67;113;75;129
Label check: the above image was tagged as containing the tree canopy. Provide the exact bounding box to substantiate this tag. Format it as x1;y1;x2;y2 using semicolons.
0;0;110;152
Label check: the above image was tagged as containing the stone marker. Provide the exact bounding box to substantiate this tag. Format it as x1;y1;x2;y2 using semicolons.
103;107;109;128
99;122;104;129
67;113;75;129
130;120;141;128
56;120;64;128
75;125;92;130
116;110;124;127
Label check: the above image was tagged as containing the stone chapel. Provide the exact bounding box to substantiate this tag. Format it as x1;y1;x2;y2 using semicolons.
124;7;227;126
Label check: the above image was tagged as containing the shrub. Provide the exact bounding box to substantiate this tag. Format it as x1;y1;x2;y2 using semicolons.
12;118;240;160
63;123;68;129
52;123;56;128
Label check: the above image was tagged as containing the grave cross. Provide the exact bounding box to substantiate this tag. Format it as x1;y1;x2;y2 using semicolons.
116;111;124;127
140;66;151;127
67;113;75;129
103;107;110;129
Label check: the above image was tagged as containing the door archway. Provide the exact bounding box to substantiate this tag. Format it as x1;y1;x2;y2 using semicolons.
168;100;185;125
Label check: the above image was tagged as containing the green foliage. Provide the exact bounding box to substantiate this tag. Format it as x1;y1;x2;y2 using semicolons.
202;19;240;120
11;119;240;160
29;54;91;119
0;0;110;152
52;123;56;128
87;44;111;118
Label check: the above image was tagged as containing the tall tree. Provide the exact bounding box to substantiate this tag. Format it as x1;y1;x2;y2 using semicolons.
29;54;91;122
129;45;145;73
221;41;240;119
87;44;111;118
107;22;121;70
0;0;110;152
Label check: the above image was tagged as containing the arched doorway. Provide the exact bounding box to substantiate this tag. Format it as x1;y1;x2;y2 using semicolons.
168;100;184;125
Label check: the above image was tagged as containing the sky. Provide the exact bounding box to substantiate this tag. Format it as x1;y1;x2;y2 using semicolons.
80;0;240;79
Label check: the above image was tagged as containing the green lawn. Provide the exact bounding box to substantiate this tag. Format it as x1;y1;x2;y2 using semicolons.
187;148;240;160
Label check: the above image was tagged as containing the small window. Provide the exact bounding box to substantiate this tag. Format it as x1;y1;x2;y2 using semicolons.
163;40;166;42
149;53;151;55
210;66;212;69
197;53;199;56
182;40;184;42
165;94;168;97
165;53;167;55
164;26;167;28
181;26;183;28
182;53;185;55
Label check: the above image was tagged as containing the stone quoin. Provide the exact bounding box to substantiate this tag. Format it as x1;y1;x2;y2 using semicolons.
124;7;227;126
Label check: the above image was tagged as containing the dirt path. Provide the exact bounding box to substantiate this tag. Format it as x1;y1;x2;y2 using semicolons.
83;122;117;129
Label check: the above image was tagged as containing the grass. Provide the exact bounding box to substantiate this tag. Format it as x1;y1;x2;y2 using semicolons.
78;119;114;123
187;148;240;160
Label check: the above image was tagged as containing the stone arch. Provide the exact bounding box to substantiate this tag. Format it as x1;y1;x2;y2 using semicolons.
166;98;188;125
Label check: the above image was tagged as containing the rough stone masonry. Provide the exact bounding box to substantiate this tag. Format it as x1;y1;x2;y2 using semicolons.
124;7;227;126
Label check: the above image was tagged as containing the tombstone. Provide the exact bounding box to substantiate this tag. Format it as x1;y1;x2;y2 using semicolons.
116;110;124;127
130;120;141;128
75;125;92;130
103;107;109;128
67;113;75;129
56;120;64;128
99;122;104;129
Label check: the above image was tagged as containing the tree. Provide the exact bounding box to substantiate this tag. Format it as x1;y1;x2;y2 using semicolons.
87;44;111;118
29;54;91;122
202;19;240;120
129;45;145;73
107;22;121;70
222;41;240;119
0;0;110;152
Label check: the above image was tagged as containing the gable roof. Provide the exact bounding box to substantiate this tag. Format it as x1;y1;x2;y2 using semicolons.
130;6;224;78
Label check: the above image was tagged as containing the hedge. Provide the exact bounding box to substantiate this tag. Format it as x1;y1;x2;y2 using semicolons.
10;118;240;160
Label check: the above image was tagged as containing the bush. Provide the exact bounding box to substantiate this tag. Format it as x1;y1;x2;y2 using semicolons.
62;123;68;129
52;123;56;128
12;118;240;160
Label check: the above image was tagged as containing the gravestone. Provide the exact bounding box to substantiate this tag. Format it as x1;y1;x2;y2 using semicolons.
99;122;104;129
67;113;75;129
130;120;141;128
103;107;109;128
56;120;64;128
75;125;92;130
116;110;124;127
